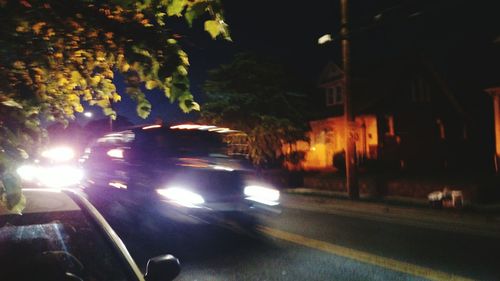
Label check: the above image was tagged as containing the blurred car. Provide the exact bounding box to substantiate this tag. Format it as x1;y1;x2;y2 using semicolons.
16;146;84;188
0;188;181;281
80;124;280;229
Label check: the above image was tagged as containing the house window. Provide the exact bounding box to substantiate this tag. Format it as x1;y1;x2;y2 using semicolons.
326;88;335;106
325;86;344;106
335;86;344;104
436;119;446;140
385;115;395;136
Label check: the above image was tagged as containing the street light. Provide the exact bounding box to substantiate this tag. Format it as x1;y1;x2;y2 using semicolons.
83;111;93;118
318;34;333;45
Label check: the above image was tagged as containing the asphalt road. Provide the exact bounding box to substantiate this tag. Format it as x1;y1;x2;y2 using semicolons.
94;199;500;281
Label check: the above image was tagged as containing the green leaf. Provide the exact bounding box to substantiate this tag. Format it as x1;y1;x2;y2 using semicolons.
178;50;189;66
6;194;26;215
185;1;208;26
1;100;23;109
137;100;152;118
167;0;187;16
177;65;188;76
190;101;200;111
17;148;29;159
204;20;222;39
1;172;26;214
103;107;115;117
179;100;189;112
135;0;152;11
145;80;157;90
155;12;166;26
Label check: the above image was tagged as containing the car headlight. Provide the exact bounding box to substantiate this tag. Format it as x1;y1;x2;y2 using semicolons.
17;164;83;188
37;165;84;188
244;185;280;206
156;187;205;208
41;146;75;162
16;164;39;181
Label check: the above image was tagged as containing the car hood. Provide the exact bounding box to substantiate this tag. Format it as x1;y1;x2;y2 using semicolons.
154;157;248;202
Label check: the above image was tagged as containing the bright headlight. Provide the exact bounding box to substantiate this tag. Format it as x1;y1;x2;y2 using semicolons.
16;165;39;181
156;187;205;208
18;164;83;187
41;147;75;162
244;185;280;205
37;165;84;188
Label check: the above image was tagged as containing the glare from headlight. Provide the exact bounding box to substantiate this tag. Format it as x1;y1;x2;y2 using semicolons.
107;148;124;159
41;147;75;162
156;187;205;208
37;165;84;188
18;164;84;187
212;165;234;171
244;185;280;206
16;165;39;181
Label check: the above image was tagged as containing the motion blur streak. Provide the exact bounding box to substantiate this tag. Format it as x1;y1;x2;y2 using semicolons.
109;181;128;189
142;124;162;130
244;185;280;202
156;187;205;208
107;148;124;159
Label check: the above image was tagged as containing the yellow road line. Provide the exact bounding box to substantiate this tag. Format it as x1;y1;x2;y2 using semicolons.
260;226;474;281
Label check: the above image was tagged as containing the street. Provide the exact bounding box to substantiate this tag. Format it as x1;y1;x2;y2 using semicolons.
93;196;500;281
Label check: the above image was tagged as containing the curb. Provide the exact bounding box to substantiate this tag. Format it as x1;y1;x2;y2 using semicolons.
284;188;500;212
281;189;500;238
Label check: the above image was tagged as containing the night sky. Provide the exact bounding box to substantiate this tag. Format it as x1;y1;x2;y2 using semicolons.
79;0;500;126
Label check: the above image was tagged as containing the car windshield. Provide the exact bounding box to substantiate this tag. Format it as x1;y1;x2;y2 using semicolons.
0;210;136;281
135;129;249;158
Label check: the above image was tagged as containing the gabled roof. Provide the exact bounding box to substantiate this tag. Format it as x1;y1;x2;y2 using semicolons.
316;55;466;117
318;61;344;87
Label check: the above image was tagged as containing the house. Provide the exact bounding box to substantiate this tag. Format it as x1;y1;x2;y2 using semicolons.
289;56;493;172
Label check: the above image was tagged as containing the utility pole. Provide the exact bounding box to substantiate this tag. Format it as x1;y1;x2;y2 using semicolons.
340;0;359;199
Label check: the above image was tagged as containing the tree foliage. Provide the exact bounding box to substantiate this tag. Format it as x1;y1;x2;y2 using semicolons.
0;0;230;211
201;53;309;167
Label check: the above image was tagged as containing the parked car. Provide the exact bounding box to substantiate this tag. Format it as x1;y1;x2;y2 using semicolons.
80;124;280;229
0;188;181;281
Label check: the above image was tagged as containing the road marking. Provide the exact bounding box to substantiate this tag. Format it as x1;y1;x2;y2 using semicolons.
260;226;474;281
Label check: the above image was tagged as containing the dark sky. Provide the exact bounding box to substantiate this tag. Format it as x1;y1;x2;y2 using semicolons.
81;0;500;125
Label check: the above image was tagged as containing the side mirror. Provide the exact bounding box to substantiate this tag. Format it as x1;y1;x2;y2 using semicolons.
145;254;181;281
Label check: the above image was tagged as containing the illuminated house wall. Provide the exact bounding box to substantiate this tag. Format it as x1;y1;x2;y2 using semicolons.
486;87;500;172
300;115;378;170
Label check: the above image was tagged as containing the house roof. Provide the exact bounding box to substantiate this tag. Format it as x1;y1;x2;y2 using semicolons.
317;55;466;117
318;62;344;87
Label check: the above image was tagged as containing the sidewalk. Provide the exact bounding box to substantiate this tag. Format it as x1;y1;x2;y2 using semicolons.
282;188;500;238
